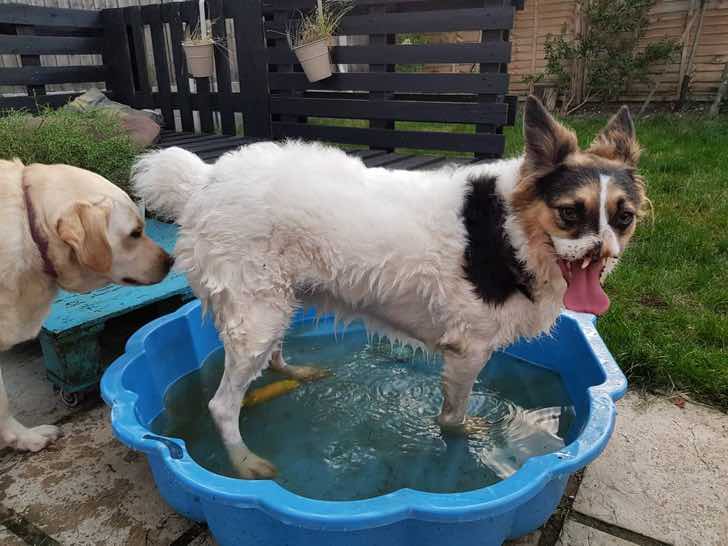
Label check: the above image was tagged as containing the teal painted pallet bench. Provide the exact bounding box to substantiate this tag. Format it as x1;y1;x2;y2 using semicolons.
41;219;191;406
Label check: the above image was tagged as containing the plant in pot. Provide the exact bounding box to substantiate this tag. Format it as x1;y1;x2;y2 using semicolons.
181;1;216;78
288;0;352;83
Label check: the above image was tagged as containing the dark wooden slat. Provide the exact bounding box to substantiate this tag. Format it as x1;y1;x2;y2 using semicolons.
267;42;511;65
124;6;152;104
177;136;251;153
144;4;174;130
367;3;395;152
272;123;505;154
197;150;228;163
263;0;493;9
0;4;101;29
196;77;214;133
0;92;80;112
382;154;443;170
208;0;235;135
0;35;103;55
265;7;513;35
158;134;230;148
475;5;512;159
270;97;509;124
14;24;44;98
229;0;271;138
364;152;413;167
181;2;213;134
100;8;135;107
505;94;518;126
349;149;388;160
164;3;194;133
415;156;450;170
268;72;509;94
0;66;105;86
186;137;263;161
159;134;199;144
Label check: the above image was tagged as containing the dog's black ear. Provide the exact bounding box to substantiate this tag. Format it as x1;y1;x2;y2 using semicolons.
523;95;578;173
588;105;640;166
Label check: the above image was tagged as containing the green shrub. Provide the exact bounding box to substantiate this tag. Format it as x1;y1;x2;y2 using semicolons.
0;107;139;194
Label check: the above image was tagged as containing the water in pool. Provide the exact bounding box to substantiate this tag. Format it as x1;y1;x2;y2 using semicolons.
151;320;575;501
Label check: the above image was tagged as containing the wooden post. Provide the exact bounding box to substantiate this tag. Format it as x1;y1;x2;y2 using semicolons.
15;25;45;100
209;0;235;134
572;0;586;105
229;0;271;138
368;4;395;152
675;0;707;110
100;8;135;105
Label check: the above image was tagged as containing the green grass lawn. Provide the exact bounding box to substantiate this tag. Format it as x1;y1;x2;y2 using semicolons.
313;112;728;409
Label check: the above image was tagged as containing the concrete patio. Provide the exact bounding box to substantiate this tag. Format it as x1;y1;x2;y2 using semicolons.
1;341;727;546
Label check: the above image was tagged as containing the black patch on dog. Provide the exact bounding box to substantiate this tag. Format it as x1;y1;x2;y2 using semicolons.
534;165;597;205
462;176;533;305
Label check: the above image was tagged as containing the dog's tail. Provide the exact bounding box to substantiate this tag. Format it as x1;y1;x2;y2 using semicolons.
131;147;212;220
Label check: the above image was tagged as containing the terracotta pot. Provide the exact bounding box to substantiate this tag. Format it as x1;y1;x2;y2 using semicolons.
182;41;214;78
293;38;332;83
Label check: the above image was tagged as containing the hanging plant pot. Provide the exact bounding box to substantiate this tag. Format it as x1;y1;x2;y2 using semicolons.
293;38;332;83
182;40;215;78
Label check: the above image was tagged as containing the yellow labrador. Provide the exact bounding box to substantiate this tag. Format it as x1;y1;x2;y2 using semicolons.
0;159;172;452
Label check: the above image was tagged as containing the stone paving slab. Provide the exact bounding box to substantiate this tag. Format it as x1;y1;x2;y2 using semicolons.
557;520;632;546
1;341;76;428
0;405;192;545
574;392;728;546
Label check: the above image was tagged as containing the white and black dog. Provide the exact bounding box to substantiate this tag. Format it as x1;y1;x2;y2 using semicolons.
133;96;646;479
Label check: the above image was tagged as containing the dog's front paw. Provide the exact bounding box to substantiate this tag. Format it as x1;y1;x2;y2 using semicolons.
227;444;278;479
285;365;332;383
4;422;63;452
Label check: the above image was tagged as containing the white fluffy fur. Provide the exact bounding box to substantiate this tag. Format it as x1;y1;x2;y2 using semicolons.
132;147;212;220
133;140;568;479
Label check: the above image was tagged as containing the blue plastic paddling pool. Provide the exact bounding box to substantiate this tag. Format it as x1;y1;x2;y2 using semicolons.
101;299;626;546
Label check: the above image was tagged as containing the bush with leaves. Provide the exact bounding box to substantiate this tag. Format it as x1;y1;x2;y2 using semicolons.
0;107;139;194
530;0;679;112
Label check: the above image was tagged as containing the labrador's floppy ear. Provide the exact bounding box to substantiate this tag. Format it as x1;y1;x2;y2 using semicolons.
57;199;112;273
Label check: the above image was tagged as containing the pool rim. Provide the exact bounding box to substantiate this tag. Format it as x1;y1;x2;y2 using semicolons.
101;299;626;531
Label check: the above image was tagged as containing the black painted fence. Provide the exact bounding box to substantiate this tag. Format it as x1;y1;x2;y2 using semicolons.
0;0;522;158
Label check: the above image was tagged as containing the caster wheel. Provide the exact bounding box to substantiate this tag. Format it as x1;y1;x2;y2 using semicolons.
60;389;83;408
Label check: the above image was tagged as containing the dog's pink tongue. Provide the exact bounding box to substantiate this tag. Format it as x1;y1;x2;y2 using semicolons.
563;260;610;315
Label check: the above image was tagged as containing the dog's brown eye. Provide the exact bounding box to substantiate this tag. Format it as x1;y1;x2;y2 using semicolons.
130;229;142;239
617;211;634;227
558;207;578;223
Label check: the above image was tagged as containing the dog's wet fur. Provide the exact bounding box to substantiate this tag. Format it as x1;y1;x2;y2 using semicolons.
132;96;646;479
